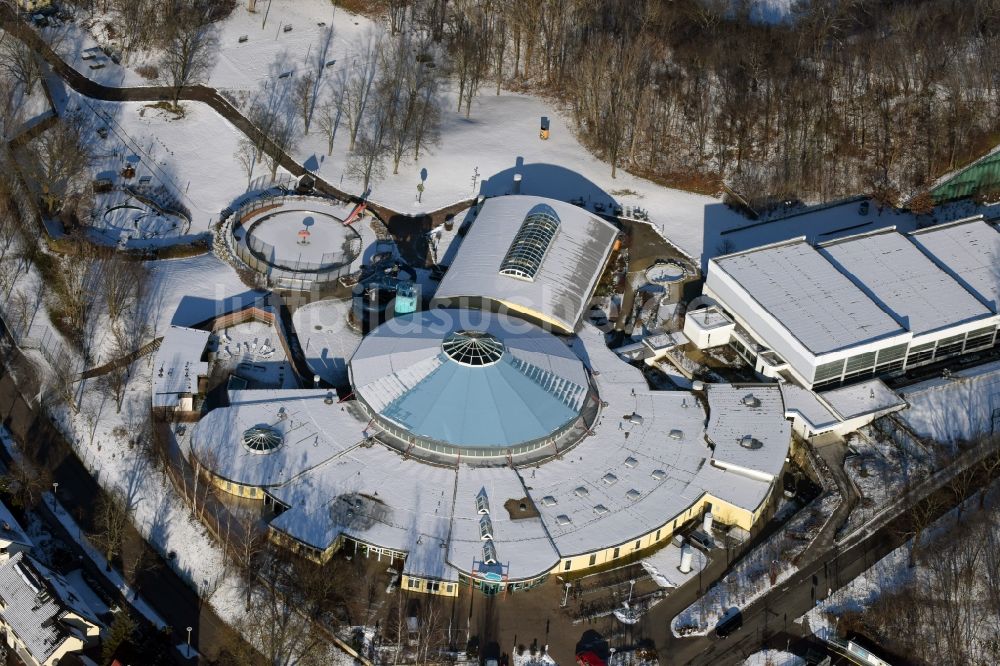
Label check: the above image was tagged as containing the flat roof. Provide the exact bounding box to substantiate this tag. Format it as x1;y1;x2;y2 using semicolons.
909;218;1000;313
780;383;839;432
818;378;905;421
712;240;905;355
199;323;790;582
189;389;365;487
820;230;993;335
152;325;210;407
705;384;791;481
432;195;618;332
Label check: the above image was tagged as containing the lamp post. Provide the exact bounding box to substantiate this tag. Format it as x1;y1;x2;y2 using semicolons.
186;626;193;655
561;582;571;607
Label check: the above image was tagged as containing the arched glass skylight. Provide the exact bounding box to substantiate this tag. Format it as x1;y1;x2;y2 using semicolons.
498;204;560;281
441;331;505;366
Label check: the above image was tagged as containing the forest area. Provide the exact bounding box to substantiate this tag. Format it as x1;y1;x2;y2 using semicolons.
356;0;1000;210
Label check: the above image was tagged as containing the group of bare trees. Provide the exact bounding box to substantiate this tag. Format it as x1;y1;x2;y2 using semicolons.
236;25;442;192
369;0;1000;205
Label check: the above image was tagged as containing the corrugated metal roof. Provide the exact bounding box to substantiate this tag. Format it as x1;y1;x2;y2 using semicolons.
712;241;904;355
351;310;590;449
820;230;993;335
432;196;618;332
909;218;1000;313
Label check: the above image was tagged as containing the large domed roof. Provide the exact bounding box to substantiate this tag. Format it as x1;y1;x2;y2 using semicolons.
349;309;593;457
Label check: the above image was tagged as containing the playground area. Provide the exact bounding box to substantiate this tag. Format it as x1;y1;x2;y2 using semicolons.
207;320;299;389
230;195;367;290
90;190;191;247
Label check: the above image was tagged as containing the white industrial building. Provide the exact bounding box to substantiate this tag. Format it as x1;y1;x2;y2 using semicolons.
694;218;1000;390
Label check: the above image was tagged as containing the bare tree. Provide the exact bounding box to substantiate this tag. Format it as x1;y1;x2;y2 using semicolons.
94;488;131;571
0;457;52;510
159;16;218;107
0;34;42;97
294;72;318;134
21;113;93;216
343;29;382;151
234;138;258;191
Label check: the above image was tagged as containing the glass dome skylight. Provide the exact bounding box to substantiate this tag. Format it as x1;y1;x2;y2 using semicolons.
441;330;505;366
241;425;283;453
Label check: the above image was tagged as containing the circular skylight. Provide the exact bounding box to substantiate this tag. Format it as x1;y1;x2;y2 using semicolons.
242;426;283;453
441;330;505;366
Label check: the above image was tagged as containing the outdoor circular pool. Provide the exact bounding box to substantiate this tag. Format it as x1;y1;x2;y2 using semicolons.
243;208;359;271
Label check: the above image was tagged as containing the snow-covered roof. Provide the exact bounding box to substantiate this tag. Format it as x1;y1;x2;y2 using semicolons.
152;325;211;408
705;384;791;482
350;310;590;452
447;466;559;581
817;379;905;421
189;389;366;487
711;240;905;355
267;445;456;571
432;195;619;332
0;500;33;551
685;305;734;331
200;324;790;582
909;218;1000;313
780;383;839;432
0;553;100;663
819;230;994;336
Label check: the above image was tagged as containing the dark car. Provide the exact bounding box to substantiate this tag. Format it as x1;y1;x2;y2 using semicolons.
715;609;743;638
688;529;715;551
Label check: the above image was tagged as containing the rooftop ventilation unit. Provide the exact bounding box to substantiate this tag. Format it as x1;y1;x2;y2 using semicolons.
624;456;638;468
602;473;618;486
739;435;763;450
541;495;557;507
594;504;609;515
626;489;641;501
573;486;589;498
651;469;666;481
742;394;761;408
669;429;684;440
556;514;572;526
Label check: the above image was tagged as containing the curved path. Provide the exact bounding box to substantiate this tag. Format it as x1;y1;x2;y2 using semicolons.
0;3;474;225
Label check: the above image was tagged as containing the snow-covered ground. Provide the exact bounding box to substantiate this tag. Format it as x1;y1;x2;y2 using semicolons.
51;92;292;242
742;650;804;666
89;189;189;247
898;359;1000;445
839;426;936;536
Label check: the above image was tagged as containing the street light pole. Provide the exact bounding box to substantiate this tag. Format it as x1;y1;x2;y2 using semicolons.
561;582;572;607
186;626;193;655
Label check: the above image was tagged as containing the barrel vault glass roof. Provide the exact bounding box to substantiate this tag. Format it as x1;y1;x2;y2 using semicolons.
350;310;591;450
498;204;560;281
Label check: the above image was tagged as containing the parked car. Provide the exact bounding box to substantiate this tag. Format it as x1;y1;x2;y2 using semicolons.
688;529;715;551
715;609;743;638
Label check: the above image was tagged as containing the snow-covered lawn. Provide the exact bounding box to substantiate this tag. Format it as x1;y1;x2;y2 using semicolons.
898;359;1000;445
46;73;295;241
